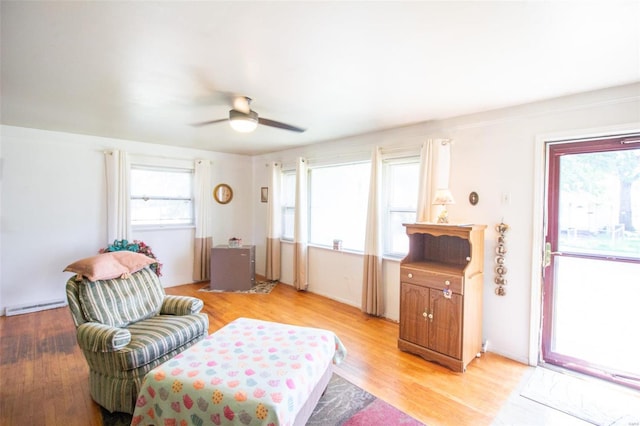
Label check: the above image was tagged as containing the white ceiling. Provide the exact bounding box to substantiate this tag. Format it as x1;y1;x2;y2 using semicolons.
2;1;639;155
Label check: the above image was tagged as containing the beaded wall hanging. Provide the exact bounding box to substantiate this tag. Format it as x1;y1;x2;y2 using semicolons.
495;222;509;295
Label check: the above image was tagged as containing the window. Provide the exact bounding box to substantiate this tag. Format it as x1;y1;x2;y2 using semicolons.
130;166;194;227
281;170;296;240
309;162;370;251
383;157;419;257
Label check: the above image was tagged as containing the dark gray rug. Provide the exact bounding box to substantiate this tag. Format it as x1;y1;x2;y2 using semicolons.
102;373;424;425
198;281;277;294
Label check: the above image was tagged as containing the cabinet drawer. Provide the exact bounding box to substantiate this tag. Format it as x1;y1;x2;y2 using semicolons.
400;267;463;294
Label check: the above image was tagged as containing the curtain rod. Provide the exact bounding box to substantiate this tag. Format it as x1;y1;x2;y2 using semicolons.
102;150;212;164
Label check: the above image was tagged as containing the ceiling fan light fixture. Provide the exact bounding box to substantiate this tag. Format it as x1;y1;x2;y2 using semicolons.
229;109;258;133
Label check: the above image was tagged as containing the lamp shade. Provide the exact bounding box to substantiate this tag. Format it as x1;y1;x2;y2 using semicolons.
229;110;259;133
432;189;455;205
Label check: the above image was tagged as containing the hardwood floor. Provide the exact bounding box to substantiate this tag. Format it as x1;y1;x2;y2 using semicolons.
0;281;531;426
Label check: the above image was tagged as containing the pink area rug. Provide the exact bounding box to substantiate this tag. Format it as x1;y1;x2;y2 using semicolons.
344;398;424;425
306;373;425;426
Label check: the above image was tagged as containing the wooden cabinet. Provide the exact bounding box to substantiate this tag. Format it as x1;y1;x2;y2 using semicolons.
210;245;255;291
398;223;486;372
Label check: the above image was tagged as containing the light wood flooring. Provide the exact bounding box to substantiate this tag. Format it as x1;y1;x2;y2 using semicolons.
0;280;573;425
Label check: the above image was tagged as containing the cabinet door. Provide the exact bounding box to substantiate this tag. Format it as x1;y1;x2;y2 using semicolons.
399;283;430;348
428;289;463;359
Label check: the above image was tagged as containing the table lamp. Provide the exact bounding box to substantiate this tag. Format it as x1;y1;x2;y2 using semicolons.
433;189;455;223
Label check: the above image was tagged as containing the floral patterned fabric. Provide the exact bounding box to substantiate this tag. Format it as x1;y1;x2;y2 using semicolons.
131;317;347;426
100;239;163;277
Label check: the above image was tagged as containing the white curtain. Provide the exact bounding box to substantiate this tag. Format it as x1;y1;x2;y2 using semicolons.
362;147;384;316
416;139;451;222
105;150;131;243
193;159;213;281
265;162;282;281
293;157;308;291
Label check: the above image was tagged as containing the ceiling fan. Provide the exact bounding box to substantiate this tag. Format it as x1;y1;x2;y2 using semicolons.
192;95;305;133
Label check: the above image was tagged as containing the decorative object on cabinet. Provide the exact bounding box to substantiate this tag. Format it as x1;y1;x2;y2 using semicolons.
432;189;455;223
494;222;509;296
468;191;479;206
213;183;233;204
398;223;486;372
261;186;268;203
210;245;255;291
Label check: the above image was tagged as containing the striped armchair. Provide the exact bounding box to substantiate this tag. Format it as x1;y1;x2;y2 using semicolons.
65;267;209;414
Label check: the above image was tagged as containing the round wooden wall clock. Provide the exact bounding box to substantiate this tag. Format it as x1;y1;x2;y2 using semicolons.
213;183;233;204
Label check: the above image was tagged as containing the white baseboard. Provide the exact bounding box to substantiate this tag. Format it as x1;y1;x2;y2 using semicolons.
5;299;67;316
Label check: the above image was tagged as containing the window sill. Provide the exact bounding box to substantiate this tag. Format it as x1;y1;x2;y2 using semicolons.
280;239;405;262
309;243;364;255
133;224;196;232
382;255;404;262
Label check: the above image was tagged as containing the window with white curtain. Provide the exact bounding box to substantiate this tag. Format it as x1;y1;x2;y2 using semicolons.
130;166;194;227
383;157;420;257
281;170;296;240
309;162;371;251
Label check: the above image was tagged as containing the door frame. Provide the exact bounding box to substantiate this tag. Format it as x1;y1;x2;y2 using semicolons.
529;122;640;367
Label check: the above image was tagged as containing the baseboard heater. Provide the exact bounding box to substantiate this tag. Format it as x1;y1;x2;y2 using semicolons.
5;299;68;316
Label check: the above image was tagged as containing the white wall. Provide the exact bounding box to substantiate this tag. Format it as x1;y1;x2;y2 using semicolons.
0;126;253;312
251;83;640;364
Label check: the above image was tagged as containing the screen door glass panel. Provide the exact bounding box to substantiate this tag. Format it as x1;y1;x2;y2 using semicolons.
551;256;640;376
557;150;640;260
543;136;640;389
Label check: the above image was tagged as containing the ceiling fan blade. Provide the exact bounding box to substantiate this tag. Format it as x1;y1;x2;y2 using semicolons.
191;118;228;127
258;117;306;133
190;91;235;107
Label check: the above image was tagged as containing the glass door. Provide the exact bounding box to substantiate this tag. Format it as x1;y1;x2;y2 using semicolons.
543;134;640;390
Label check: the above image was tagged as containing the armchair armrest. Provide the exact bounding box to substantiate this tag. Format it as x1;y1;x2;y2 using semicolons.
161;295;204;316
76;322;131;352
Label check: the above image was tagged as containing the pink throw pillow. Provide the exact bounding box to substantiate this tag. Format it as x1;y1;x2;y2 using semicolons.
64;251;157;282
